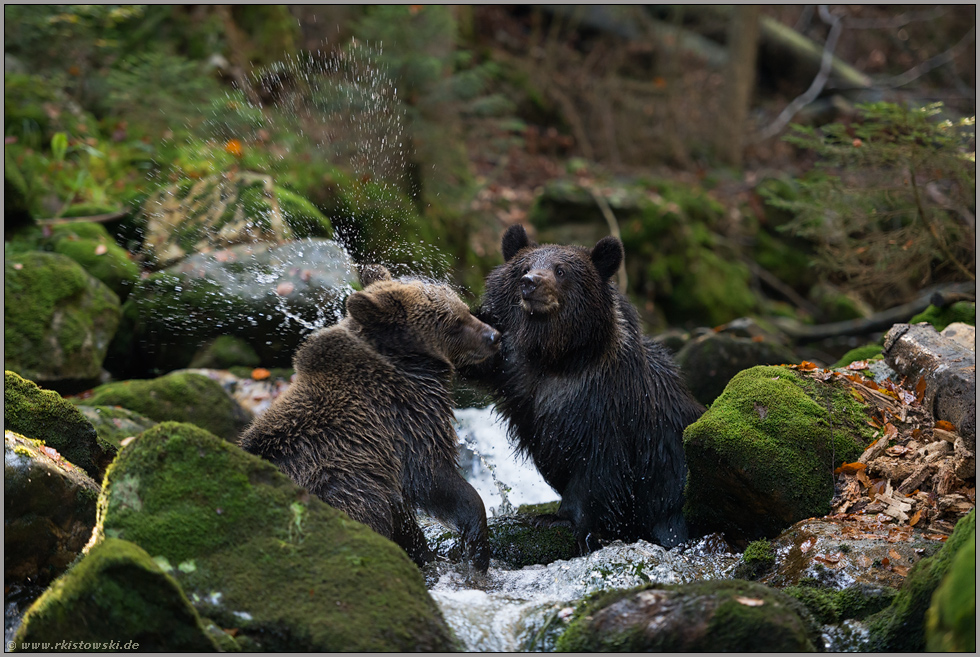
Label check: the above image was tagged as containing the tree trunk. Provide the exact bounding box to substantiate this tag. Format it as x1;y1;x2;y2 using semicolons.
716;5;761;167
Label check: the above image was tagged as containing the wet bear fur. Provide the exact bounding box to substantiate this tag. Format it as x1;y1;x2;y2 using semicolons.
464;224;704;551
238;266;497;572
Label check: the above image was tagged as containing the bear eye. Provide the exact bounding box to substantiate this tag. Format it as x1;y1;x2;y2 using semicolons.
555;266;565;278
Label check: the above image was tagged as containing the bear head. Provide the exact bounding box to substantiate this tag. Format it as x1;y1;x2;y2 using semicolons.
346;265;500;368
487;224;624;363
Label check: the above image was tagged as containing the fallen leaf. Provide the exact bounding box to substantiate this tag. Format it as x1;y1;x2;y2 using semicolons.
884;423;898;441
120;436;136;447
815;554;841;566
886;445;911;457
94;243;108;255
275;281;295;296
800;361;818;370
735;596;765;607
915;377;927;402
935;420;956;432
923;534;949;542
845;360;870;370
856;469;872;488
800;536;817;554
12;263;23;270
888;549;902;562
252;368;271;381
892;565;909;576
41;446;61;460
835;462;867;475
881;557;890;566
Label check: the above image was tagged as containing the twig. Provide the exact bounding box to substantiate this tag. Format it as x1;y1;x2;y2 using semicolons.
909;163;975;281
547;84;595;161
746;260;823;318
754;5;843;143
586;186;628;294
844;7;946;30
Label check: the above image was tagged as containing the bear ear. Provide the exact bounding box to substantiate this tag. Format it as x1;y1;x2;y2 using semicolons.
591;236;623;281
346;290;385;325
502;224;531;262
358;264;392;287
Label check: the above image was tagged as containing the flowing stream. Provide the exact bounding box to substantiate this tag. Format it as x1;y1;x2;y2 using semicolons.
443;405;742;652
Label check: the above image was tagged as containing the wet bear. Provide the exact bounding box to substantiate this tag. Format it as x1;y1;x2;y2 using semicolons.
239;266;498;572
464;225;704;551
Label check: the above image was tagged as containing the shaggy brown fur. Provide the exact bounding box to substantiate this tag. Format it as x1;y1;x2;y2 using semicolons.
239;266;498;572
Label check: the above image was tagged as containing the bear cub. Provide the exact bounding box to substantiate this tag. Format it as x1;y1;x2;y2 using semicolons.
465;224;704;552
239;266;497;572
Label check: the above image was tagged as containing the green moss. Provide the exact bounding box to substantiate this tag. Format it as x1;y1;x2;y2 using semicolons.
77;371;248;441
926;532;976;652
555;580;817;652
832;344;883;368
909;302;976;331
97;421;457;651
276;185;333;238
488;516;578;568
13;538;220;651
188;335;261;370
683;366;873;539
4;370;115;480
48;222;140;300
75;405;158;450
867;510;975;651
783;583;896;625
4;250;121;381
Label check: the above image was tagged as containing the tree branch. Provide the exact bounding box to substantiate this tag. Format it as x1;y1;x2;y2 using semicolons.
754;5;843;143
879;26;976;89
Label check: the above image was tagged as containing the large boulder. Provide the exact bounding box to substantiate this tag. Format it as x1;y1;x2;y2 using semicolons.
866;510;975;652
75;405;158;451
4;370;116;480
555;579;820;652
4;250;121;384
93;421;458;651
46;222;141;301
76;371;252;442
683;366;875;540
676;330;799;406
5;430;100;588
115;238;355;373
12;538;221;652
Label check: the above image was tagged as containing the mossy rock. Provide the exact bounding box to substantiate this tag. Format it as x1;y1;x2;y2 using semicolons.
75;405;159;451
909;302;976;332
832;344;883;369
4;250;121;383
140;171;333;268
733;539;776;580
95;421;457;651
490;516;577;568
188;335;261;370
782;582;896;625
47;222;141;301
866;510;975;652
555;579;819;652
926;530;976;652
4;370;116;480
13;538;220;652
683;366;874;541
5;430;101;587
77;371;252;441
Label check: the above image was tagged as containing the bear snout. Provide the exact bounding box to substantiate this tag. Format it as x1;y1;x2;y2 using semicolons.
483;325;500;347
520;273;540;298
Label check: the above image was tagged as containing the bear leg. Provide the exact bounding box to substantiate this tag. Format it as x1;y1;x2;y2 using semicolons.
391;502;436;569
418;470;490;573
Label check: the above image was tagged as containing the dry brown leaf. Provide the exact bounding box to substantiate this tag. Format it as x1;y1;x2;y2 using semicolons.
735;596;765;607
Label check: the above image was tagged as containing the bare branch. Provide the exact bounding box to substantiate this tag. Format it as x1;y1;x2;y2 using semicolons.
844;7;946;30
754;5;843;142
586;187;628;294
879;27;976;89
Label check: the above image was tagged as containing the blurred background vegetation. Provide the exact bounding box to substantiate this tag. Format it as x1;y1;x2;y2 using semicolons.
4;5;976;338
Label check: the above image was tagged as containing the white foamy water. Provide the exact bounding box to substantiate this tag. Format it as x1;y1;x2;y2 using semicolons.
453;406;558;515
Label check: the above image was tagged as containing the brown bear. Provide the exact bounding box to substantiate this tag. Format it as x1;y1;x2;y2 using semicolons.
238;265;498;572
462;224;704;552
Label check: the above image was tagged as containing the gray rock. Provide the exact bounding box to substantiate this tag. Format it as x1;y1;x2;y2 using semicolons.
4;430;100;587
